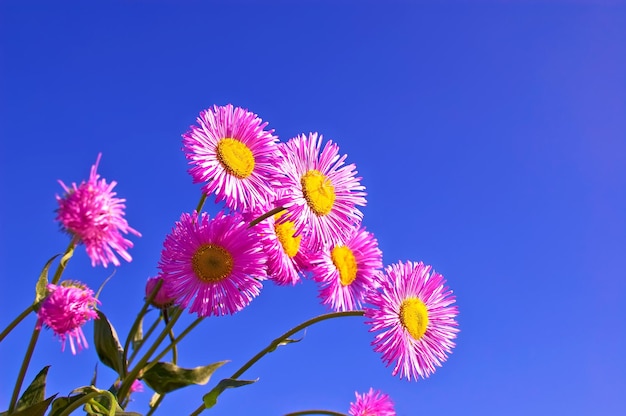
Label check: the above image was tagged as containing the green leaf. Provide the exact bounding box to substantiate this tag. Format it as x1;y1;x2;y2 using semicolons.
93;310;126;377
202;378;257;410
8;395;56;416
142;361;228;394
268;336;302;353
35;255;59;303
94;272;115;300
15;365;50;410
131;314;143;352
90;363;98;387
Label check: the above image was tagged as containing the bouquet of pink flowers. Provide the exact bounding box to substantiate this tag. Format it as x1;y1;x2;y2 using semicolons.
1;104;459;416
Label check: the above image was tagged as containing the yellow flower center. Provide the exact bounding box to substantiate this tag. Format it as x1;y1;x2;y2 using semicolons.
274;212;301;258
192;244;234;283
331;245;358;286
216;138;255;179
301;169;335;216
399;297;429;341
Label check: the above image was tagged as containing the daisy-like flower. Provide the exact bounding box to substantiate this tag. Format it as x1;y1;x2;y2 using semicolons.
145;276;175;309
348;388;396;416
310;226;382;311
183;104;282;212
158;211;267;317
275;133;366;250
248;206;310;286
36;281;100;354
365;261;459;381
56;153;141;268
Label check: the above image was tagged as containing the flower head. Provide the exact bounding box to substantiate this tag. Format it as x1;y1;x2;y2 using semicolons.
365;261;459;381
310;226;382;311
183;104;282;212
130;380;144;393
158;211;267;317
248;206;311;286
275;133;366;250
36;281;100;354
145;276;175;309
56;153;141;268
349;388;396;416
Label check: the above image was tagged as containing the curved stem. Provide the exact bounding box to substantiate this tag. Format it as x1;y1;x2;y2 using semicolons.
284;411;347;416
117;308;182;402
51;237;77;285
123;279;163;375
196;193;208;213
0;304;35;343
189;311;364;416
249;206;286;228
232;310;364;380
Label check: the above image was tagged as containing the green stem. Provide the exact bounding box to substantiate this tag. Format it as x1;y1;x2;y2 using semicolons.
8;326;41;412
249;206;286;227
8;241;76;412
51;237;77;285
196;193;208;213
232;310;364;380
143;316;203;374
123;279;164;375
129;313;163;365
117;308;182;402
189;310;364;416
57;391;117;416
284;411;347;416
0;304;35;343
146;393;165;416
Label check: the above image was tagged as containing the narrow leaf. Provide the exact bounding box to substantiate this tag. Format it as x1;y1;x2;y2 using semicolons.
10;395;56;416
131;314;143;352
93;310;125;377
16;365;50;410
202;378;257;410
95;272;115;300
268;336;303;353
142;361;228;394
35;255;59;302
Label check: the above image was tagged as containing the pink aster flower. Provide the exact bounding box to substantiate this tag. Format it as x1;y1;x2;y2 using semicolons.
183;104;282;212
310;226;382;311
145;276;175;309
36;281;100;354
274;133;366;250
365;261;459;381
56;153;141;268
247;206;311;286
349;388;396;416
158;211;267;317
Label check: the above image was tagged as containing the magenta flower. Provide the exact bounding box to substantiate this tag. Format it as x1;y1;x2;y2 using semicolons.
158;211;267;317
145;276;175;309
275;133;366;250
36;281;99;354
249;206;310;286
349;388;396;416
183;104;282;212
310;226;382;311
365;261;459;381
130;379;144;393
56;154;141;268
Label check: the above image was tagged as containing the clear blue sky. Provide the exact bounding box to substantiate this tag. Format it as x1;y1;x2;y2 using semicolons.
1;1;625;415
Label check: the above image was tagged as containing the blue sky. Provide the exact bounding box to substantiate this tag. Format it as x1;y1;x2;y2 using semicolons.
1;1;625;415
